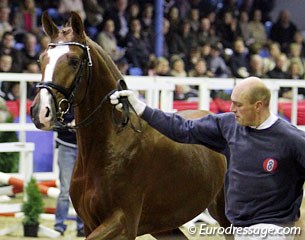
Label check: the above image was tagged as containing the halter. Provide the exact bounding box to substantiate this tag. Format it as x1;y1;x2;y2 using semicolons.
36;41;92;123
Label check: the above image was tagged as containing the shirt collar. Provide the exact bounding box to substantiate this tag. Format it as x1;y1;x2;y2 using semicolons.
250;112;278;130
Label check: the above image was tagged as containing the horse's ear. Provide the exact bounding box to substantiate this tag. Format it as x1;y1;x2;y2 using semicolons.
42;11;59;38
70;11;85;39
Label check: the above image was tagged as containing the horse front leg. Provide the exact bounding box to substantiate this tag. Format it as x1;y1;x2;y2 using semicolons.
86;209;138;240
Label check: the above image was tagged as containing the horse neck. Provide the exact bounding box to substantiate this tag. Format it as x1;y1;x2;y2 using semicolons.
75;41;121;140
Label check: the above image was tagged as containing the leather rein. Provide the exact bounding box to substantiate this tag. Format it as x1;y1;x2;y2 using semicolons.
36;41;142;132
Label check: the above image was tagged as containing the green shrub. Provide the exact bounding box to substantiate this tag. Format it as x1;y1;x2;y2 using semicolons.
22;178;44;225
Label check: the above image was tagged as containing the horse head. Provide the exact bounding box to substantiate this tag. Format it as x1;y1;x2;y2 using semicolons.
30;11;94;130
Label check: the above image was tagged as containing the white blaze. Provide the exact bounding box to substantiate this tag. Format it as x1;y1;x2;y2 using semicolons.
44;45;70;82
38;44;70;127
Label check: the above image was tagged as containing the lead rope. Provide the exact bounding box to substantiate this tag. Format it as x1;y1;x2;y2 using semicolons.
111;79;142;133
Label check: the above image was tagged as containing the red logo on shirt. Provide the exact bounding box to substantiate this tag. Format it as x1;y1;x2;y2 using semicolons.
263;158;278;173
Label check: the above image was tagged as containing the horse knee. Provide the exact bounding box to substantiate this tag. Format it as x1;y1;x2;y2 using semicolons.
86;210;137;240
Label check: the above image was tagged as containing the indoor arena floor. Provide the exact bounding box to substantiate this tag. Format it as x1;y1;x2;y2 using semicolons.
0;194;304;239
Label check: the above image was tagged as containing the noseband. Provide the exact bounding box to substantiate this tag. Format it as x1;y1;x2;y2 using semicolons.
36;41;92;123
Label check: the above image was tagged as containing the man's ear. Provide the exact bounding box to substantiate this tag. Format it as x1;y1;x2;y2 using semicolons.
255;101;263;112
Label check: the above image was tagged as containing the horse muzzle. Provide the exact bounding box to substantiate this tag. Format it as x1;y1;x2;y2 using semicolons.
30;91;57;130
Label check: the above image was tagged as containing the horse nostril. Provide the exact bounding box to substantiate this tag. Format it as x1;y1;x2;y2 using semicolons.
45;107;50;118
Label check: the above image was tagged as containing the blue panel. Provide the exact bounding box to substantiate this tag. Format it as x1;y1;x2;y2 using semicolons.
15;115;54;172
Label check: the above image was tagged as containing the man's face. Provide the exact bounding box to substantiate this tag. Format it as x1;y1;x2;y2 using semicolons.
230;87;257;126
3;35;14;48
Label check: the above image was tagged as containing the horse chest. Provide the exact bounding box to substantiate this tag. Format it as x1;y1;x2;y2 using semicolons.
70;174;115;225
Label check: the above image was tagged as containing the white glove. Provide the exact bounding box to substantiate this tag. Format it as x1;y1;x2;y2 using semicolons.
110;90;146;116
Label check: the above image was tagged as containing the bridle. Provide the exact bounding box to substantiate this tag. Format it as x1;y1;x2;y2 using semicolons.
36;42;92;126
36;41;142;132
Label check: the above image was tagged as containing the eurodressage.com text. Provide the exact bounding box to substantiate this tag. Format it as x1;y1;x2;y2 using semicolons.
187;223;301;238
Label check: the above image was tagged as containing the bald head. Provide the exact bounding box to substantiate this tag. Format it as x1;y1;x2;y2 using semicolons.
234;77;271;107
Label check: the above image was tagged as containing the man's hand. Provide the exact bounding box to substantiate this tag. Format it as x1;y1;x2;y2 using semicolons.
110;90;146;116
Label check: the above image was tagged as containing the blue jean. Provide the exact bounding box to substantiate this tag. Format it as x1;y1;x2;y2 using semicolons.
54;144;84;233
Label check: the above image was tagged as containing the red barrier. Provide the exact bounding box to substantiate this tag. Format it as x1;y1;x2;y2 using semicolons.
0;172;59;198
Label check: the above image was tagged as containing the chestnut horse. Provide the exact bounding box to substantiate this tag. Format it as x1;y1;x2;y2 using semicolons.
30;12;230;239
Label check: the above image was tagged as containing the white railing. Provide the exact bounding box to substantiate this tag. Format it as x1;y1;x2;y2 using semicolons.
1;74;305;135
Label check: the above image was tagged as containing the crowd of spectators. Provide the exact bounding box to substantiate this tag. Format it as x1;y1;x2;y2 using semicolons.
0;0;304;101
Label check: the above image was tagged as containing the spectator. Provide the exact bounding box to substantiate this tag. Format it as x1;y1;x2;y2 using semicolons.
264;42;282;72
196;17;213;46
140;3;154;38
170;55;187;78
266;53;289;80
12;0;40;41
186;46;201;71
283;61;305;99
128;2;140;21
0;31;23;72
125;18;151;70
248;54;266;78
217;11;242;49
188;58;208;77
169;20;197;61
0;6;12;40
288;43;305;77
58;0;86;22
83;0;104;28
188;8;200;33
229;38;250;78
248;9;267;47
267;53;290;98
239;11;250;45
96;19;126;61
170;55;196;100
270;10;298;53
288;61;304;80
167;6;181;34
20;33;39;70
199;41;211;61
293;31;305;58
0;54;12;95
54;110;85;237
4;82;20;100
23;60;40;100
149;57;171;76
206;44;230;78
103;0;129;46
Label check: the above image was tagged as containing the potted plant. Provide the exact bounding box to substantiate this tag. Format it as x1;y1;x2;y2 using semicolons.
22;178;44;237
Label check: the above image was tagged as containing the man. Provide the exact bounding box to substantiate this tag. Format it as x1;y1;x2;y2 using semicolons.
110;77;305;240
54;110;85;237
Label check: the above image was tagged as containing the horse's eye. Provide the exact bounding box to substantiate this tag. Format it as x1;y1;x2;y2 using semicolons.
69;58;79;69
